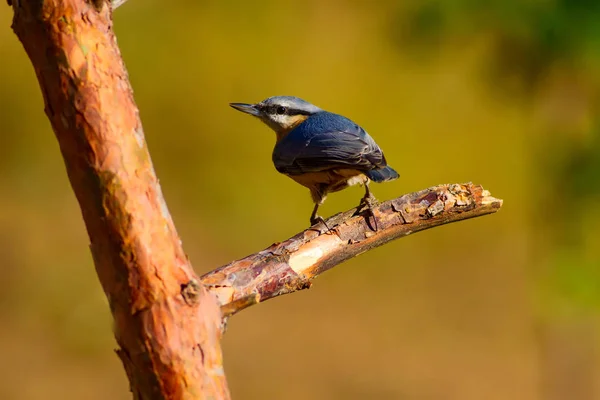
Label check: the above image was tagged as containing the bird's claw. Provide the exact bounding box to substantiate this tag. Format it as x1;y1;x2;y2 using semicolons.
358;195;379;231
310;215;332;232
360;194;378;208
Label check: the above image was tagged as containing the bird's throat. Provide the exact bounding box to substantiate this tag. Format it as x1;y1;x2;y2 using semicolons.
274;114;309;142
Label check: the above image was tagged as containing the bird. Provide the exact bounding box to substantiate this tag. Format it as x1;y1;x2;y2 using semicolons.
229;96;399;229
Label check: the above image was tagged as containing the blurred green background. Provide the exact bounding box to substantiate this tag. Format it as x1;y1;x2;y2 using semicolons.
1;1;599;399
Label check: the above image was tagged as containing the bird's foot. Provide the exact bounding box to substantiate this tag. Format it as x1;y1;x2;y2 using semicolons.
358;194;379;231
310;215;332;232
359;193;379;209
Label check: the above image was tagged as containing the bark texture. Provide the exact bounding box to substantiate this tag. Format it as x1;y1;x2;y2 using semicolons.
203;183;502;314
11;1;230;399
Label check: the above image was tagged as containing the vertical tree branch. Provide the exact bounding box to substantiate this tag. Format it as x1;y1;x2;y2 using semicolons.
10;1;229;399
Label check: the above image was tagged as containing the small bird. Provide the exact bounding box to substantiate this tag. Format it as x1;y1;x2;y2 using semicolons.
230;96;398;228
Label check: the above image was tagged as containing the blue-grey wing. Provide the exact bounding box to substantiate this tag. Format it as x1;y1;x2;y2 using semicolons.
273;113;386;175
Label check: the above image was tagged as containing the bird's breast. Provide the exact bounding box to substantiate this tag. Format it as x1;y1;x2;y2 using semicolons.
286;169;367;192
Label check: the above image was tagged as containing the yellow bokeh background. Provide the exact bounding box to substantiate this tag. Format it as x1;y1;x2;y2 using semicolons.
0;1;598;399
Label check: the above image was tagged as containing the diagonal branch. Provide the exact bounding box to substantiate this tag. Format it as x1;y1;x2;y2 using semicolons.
202;183;503;315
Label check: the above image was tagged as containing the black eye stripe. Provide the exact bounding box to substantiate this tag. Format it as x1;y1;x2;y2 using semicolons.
270;106;311;116
291;108;312;116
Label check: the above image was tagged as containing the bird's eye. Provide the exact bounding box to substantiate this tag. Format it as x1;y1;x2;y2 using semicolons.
276;106;287;115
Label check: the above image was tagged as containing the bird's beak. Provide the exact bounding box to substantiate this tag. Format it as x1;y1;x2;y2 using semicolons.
229;102;262;117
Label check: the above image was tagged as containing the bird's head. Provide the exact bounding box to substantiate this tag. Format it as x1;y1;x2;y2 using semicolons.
230;96;322;136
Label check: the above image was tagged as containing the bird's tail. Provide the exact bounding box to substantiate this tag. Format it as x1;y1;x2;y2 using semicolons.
366;166;399;183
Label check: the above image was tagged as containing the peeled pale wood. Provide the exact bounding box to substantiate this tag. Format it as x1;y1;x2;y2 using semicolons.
11;1;229;399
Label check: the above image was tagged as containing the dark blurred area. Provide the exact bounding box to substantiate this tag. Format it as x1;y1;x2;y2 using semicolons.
1;1;599;399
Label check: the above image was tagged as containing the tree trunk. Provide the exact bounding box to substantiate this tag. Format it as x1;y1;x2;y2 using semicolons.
10;1;230;399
